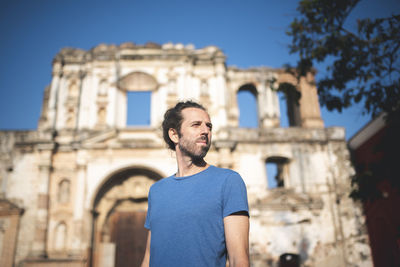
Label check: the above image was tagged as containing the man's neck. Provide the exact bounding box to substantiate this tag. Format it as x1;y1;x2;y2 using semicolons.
175;153;209;177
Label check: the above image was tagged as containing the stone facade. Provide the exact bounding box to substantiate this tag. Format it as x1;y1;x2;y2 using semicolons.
0;42;371;266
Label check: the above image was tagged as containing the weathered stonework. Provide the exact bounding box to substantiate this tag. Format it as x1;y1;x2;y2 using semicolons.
0;42;371;266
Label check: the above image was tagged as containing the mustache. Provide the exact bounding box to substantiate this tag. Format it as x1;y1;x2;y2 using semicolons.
197;136;209;143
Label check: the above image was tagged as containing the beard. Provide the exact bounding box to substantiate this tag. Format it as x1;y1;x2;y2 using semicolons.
178;135;210;162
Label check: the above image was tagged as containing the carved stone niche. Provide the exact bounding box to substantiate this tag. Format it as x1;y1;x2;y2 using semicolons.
57;179;71;204
68;80;79;98
65;107;76;128
96;102;108;127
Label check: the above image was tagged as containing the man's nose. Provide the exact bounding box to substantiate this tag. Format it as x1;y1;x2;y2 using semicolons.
200;123;210;134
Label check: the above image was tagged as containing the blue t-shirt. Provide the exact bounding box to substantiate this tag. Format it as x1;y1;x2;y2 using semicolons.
144;165;249;267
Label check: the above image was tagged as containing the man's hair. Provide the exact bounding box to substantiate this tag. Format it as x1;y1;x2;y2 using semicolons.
162;101;206;150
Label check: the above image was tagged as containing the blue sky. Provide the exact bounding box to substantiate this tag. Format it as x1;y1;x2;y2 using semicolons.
0;0;398;139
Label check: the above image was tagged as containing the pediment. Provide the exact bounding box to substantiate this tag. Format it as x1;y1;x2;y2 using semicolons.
254;188;323;211
0;198;24;216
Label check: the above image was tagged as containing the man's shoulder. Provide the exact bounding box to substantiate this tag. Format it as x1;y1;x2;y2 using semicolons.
149;175;173;191
206;166;246;187
209;165;241;178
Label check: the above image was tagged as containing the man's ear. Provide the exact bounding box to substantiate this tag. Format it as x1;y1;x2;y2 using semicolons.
168;128;179;145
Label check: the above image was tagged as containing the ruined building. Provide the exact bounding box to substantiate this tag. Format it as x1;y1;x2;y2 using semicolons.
0;42;371;267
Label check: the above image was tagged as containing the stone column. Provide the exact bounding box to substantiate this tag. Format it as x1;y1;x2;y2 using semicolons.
48;65;63;131
215;61;228;129
30;147;53;258
75;70;87;130
71;160;87;255
260;80;280;128
298;73;324;128
226;80;239;128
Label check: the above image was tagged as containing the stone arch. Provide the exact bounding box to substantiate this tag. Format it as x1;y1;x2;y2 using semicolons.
276;71;324;128
237;83;259;127
237;82;258;96
91;166;164;209
91;166;163;267
118;71;158;92
277;82;301;127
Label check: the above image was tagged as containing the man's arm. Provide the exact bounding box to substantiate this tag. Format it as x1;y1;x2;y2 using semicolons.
224;214;250;267
140;230;151;267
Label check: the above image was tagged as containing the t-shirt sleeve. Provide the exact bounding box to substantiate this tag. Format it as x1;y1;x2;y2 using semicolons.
144;188;152;230
222;172;249;218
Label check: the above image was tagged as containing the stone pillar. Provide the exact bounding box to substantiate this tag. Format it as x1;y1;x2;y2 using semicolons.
298;73;324;128
30;166;51;257
30;145;54;258
260;80;280;128
97;243;116;267
166;78;178;109
226;81;239;128
47;64;63;131
75;70;86;130
55;75;67;130
215;58;228;129
71;160;87;255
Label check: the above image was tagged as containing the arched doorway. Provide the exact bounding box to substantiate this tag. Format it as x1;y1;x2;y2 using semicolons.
92;167;162;267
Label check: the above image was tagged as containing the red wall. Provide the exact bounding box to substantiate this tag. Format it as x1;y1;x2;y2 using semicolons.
352;125;400;267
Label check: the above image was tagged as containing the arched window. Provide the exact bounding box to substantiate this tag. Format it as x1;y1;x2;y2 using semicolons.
58;179;70;204
266;157;289;188
54;222;67;250
119;72;157;127
237;84;258;128
278;82;301;127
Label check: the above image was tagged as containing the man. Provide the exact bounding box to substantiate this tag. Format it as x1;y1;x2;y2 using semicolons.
141;101;249;267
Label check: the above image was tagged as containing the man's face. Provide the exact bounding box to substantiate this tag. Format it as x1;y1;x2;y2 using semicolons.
177;107;212;160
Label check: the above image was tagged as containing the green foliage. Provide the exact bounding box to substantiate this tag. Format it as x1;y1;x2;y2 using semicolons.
287;0;400;202
287;0;400;117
